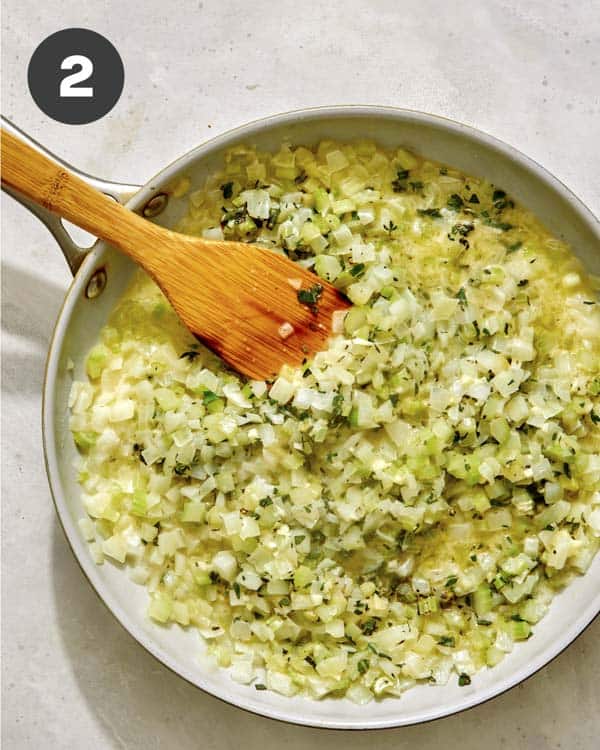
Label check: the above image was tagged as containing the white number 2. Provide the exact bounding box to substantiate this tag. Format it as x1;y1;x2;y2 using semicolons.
59;55;94;98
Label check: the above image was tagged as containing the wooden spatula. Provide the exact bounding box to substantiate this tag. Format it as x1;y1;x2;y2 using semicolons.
1;128;350;380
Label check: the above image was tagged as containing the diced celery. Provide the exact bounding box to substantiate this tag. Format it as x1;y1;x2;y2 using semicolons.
314;188;330;214
507;619;531;640
294;565;314;588
417;596;439;615
181;501;206;523
148;593;173;623
86;344;109;379
131;489;147;517
472;584;493;617
73;431;99;450
314;255;342;282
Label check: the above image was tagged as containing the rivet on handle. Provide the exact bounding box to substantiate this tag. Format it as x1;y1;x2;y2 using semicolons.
85;267;107;299
142;193;169;218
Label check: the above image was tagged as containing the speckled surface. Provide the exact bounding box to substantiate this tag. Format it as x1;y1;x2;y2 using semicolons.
2;1;599;747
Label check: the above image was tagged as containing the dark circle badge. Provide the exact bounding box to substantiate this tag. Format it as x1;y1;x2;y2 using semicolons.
28;28;124;125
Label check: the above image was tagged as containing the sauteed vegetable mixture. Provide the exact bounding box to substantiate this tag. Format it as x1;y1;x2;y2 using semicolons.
70;140;600;702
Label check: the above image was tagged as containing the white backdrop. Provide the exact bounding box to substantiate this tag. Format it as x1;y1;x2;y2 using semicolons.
2;1;599;748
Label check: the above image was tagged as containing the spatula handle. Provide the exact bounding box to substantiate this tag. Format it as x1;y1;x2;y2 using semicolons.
1;127;156;264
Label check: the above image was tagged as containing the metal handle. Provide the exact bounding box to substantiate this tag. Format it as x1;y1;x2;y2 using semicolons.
1;117;141;275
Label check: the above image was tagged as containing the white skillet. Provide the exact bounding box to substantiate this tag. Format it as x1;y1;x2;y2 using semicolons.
4;107;599;729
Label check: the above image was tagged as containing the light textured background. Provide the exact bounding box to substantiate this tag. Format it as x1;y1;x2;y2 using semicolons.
2;1;599;748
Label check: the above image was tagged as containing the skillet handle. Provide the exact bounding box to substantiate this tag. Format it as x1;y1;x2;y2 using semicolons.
1;117;141;275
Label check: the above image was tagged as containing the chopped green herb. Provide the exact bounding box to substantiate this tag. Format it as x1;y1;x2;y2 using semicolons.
447;194;464;211
458;673;472;686
360;617;379;635
483;216;513;231
259;497;273;507
450;222;474;238
392;169;410;192
220;181;233;199
493;189;513;211
297;283;324;309
357;659;370;674
266;207;280;230
254;683;267;690
417;207;442;218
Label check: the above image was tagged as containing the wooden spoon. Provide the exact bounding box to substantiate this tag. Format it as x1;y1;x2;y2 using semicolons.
1;128;350;379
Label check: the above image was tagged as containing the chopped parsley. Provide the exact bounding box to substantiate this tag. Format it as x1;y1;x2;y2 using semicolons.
447;193;464;211
493;189;513;211
482;214;513;231
297;283;324;311
360;618;379;635
349;263;366;277
392;169;410;192
220;181;233;199
417;207;442;218
357;659;370;674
